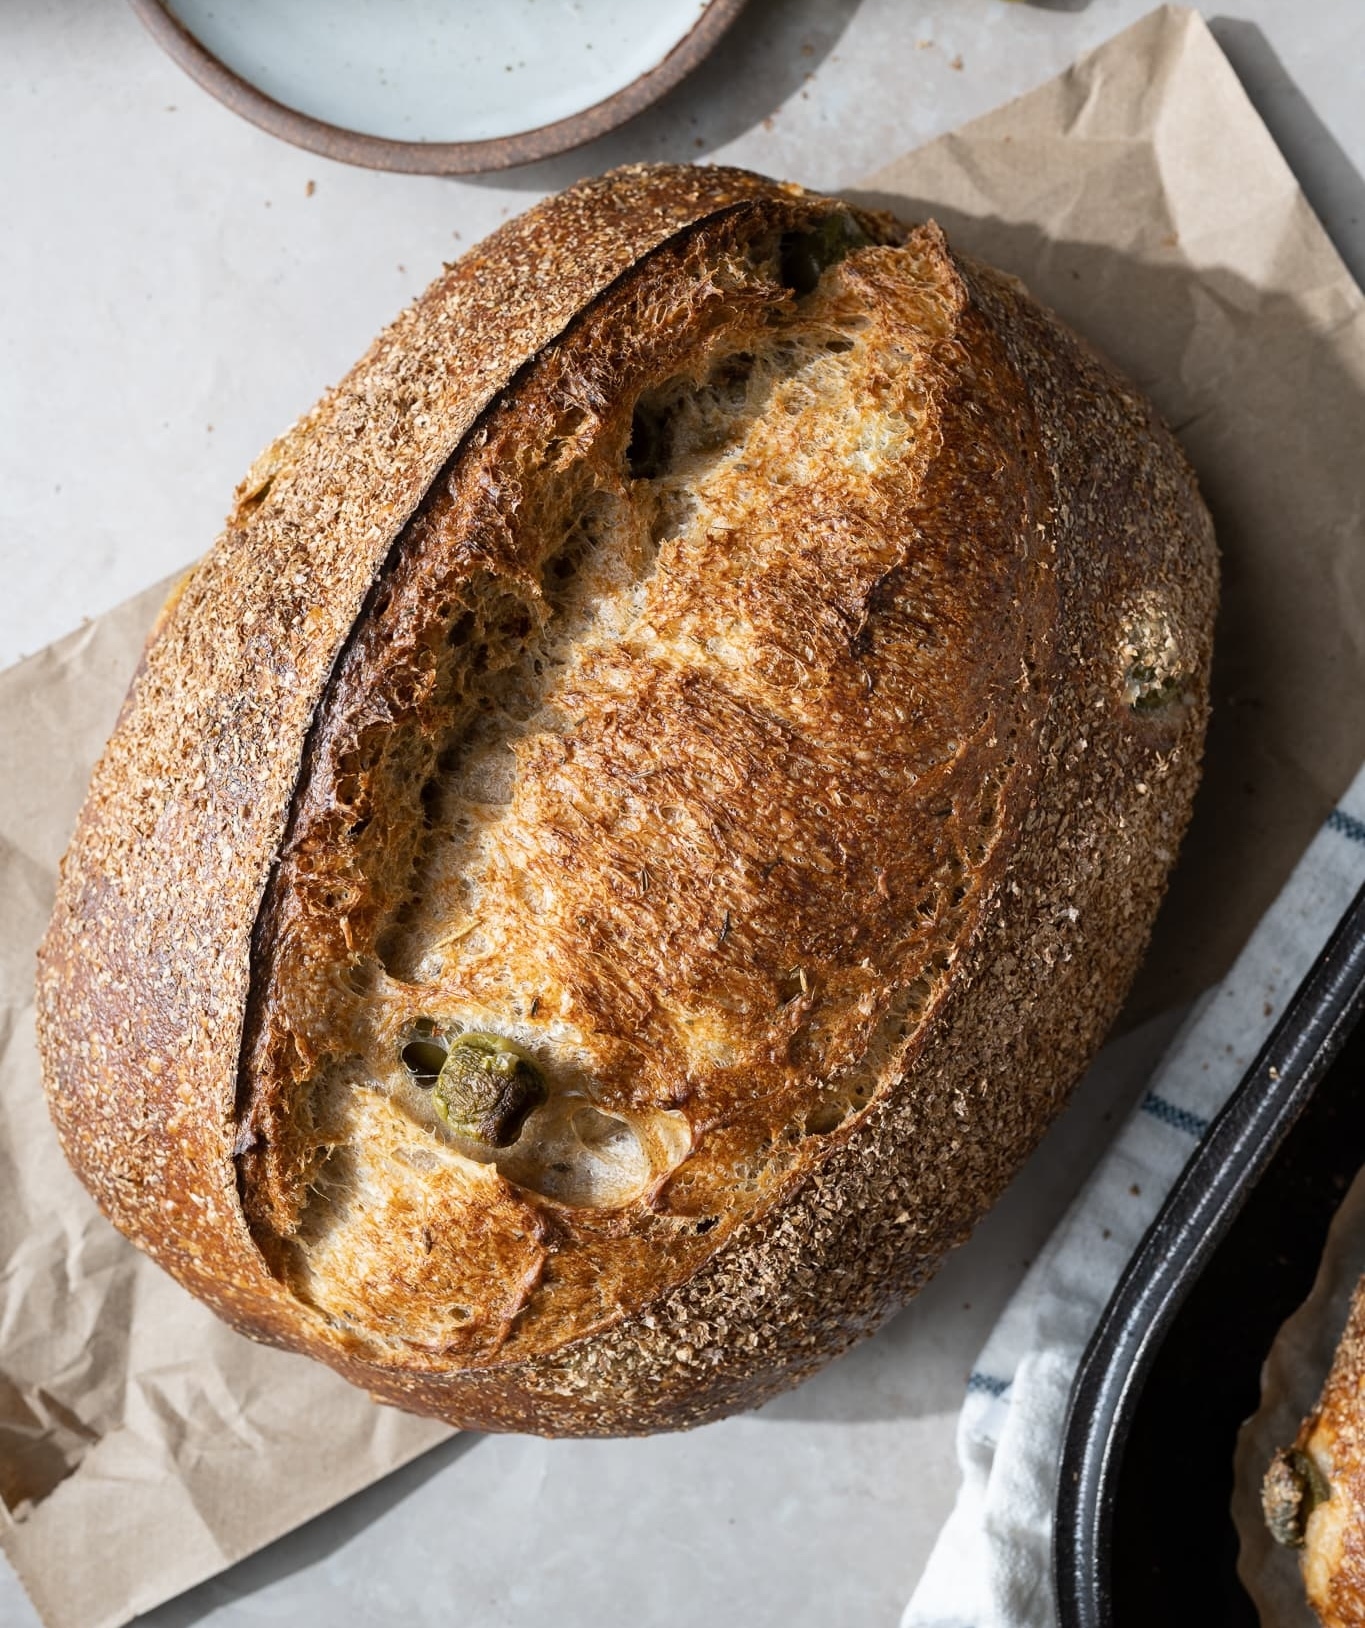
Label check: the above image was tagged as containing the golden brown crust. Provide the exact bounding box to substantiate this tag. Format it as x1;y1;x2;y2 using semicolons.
34;164;800;1334
1269;1281;1365;1623
36;165;1216;1434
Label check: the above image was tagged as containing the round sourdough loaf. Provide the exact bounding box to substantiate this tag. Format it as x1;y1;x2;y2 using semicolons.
36;164;1216;1434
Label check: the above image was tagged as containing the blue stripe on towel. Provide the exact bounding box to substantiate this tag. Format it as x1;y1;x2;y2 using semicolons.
1139;1091;1209;1138
1327;808;1365;845
966;1371;1010;1398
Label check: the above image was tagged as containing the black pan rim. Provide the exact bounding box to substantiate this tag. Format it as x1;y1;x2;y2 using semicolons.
1054;877;1365;1628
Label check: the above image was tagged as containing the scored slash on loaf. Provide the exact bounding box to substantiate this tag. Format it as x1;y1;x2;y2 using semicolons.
36;164;1216;1435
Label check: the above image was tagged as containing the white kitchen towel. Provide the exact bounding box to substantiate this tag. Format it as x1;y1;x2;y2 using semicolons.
903;766;1365;1628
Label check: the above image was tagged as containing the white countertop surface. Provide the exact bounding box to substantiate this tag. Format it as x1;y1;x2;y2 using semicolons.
3;2;1363;1624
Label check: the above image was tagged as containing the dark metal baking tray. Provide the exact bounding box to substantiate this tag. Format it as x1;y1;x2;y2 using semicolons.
1055;878;1365;1626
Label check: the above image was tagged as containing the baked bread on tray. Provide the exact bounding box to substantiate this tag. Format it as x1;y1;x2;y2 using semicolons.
36;164;1216;1435
1266;1284;1365;1623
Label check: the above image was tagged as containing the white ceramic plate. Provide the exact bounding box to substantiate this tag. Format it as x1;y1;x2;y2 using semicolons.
133;0;746;173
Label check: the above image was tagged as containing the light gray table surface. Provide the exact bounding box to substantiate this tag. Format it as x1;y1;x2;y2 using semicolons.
3;3;1363;1624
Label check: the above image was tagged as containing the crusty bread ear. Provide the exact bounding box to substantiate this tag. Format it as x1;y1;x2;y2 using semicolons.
36;166;1215;1435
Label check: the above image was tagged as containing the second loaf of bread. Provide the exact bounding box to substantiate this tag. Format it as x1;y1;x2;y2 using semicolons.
36;164;1217;1434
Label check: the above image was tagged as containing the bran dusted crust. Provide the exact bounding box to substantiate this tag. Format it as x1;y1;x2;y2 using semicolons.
35;165;1216;1434
1272;1283;1365;1623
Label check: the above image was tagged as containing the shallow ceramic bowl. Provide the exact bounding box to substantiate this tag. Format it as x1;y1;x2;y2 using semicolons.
131;0;747;174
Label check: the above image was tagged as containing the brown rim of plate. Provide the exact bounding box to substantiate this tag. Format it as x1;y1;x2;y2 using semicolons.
129;0;749;176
